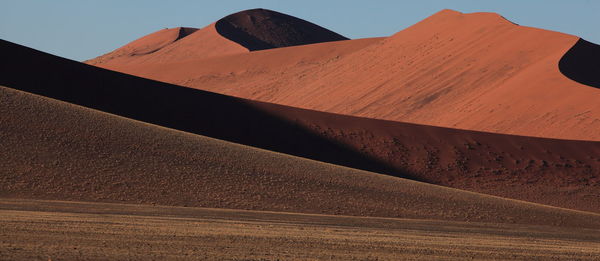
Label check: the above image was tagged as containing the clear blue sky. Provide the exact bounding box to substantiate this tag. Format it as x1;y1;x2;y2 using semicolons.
1;0;599;61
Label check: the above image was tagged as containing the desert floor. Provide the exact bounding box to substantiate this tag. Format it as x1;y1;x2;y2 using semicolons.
1;198;599;261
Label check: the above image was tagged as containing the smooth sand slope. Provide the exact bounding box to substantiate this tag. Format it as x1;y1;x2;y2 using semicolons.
87;8;348;67
96;9;600;141
2;199;600;260
3;86;600;229
2;40;600;213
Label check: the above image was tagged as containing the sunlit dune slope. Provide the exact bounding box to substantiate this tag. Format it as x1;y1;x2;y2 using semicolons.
102;9;600;141
1;40;600;213
86;27;199;65
86;24;247;66
3;86;600;229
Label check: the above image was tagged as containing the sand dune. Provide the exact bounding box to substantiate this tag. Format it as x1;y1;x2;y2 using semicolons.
3;86;600;228
1;40;600;213
97;9;600;141
87;8;349;67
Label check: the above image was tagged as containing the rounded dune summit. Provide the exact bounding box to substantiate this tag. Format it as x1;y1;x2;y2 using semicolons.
215;8;349;50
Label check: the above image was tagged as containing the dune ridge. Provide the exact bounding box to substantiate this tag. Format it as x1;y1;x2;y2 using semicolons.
1;40;600;213
87;24;249;66
3;86;600;229
87;8;349;67
99;9;600;141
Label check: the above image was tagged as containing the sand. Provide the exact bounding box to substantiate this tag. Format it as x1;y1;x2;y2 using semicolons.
93;9;600;141
86;24;247;66
87;8;349;67
85;27;198;66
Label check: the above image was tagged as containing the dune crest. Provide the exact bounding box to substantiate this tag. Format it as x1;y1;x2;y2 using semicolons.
87;24;249;66
87;8;349;67
86;27;198;65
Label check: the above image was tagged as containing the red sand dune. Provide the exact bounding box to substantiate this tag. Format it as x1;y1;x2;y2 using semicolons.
87;8;349;67
2;40;599;213
96;9;600;141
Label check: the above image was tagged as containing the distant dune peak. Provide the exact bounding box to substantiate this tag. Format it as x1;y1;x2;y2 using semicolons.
435;9;462;16
420;9;518;28
215;8;349;51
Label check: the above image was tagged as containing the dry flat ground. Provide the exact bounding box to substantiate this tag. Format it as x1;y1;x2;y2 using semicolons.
1;199;599;261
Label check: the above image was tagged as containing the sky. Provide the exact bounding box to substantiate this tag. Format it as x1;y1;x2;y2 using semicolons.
1;0;599;61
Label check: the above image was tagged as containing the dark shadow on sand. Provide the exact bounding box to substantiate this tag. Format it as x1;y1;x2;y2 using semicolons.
559;38;600;89
0;39;416;182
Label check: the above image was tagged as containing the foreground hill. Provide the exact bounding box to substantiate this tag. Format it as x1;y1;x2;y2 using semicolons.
1;40;600;213
3;86;600;228
86;8;348;66
102;9;600;141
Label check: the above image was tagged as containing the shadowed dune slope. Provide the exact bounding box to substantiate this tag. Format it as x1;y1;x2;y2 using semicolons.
1;40;600;213
559;38;600;88
104;9;600;141
215;8;348;51
3;86;600;229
